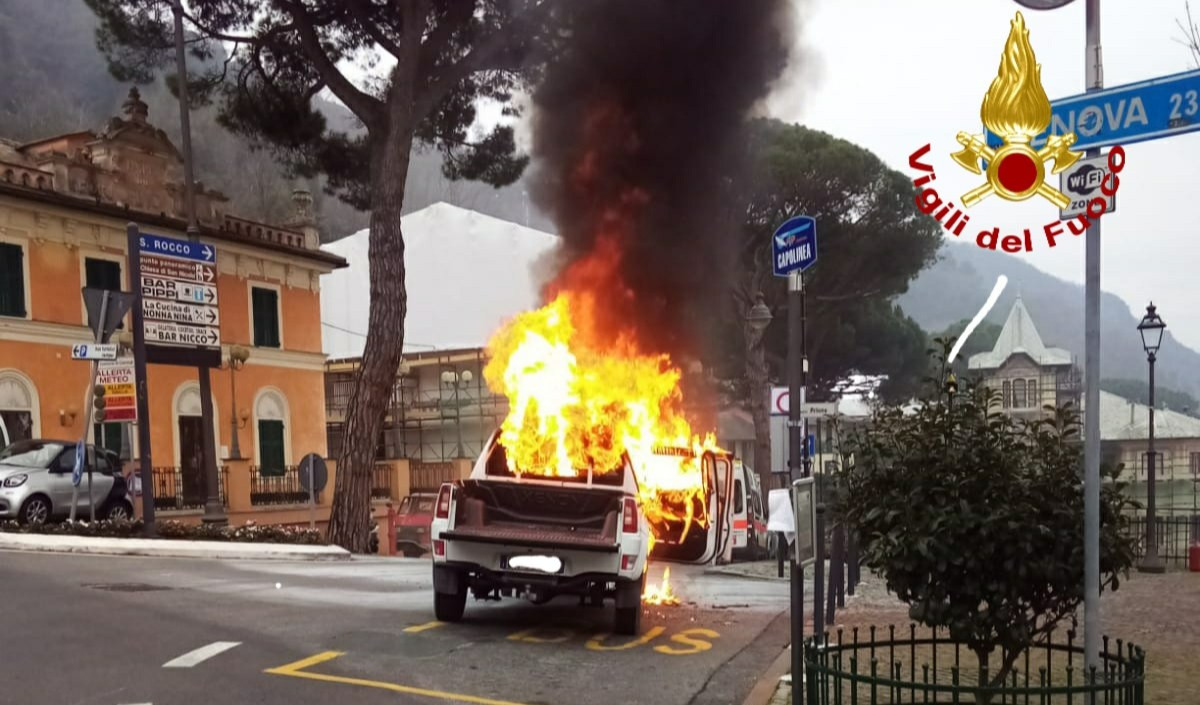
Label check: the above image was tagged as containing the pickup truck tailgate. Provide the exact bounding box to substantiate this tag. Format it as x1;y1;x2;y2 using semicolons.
441;524;619;552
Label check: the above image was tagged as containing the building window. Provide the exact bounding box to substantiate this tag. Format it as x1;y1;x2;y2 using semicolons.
0;242;27;318
93;422;124;457
1013;379;1027;408
1028;379;1038;410
85;257;122;291
0;370;38;447
254;388;289;475
1002;380;1011;408
1191;452;1200;477
251;286;281;348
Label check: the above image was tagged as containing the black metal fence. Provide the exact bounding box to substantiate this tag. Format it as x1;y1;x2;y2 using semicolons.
151;466;228;511
804;625;1144;704
372;463;393;500
1126;513;1199;569
250;465;319;506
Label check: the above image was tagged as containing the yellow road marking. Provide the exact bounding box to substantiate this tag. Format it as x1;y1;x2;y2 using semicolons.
403;620;447;633
265;651;533;705
585;626;666;651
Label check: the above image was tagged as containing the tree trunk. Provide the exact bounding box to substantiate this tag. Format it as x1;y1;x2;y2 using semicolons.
326;125;414;552
744;321;773;497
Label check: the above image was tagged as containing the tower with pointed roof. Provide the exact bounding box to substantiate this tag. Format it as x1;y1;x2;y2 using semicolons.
968;296;1081;417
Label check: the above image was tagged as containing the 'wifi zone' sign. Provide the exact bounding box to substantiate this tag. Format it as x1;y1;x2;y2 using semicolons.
1059;155;1117;220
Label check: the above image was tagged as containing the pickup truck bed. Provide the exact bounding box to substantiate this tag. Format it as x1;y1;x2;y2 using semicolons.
440;523;619;552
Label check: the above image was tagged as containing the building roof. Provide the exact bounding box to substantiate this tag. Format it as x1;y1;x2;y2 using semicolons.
968;296;1072;370
320;202;560;358
1096;390;1200;441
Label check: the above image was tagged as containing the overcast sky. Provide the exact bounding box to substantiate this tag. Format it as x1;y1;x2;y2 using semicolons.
769;0;1200;349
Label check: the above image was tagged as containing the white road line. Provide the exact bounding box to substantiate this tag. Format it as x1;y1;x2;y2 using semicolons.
162;641;242;668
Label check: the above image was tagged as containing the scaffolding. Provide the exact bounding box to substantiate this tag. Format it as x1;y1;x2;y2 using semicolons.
325;348;510;464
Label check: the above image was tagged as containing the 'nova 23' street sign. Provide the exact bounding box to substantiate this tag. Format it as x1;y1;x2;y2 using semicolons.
988;68;1200;151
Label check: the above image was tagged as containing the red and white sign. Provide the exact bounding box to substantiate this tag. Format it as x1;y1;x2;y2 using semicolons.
97;357;137;423
769;387;837;417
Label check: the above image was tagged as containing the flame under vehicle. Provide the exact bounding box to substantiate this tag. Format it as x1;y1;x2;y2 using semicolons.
430;432;733;635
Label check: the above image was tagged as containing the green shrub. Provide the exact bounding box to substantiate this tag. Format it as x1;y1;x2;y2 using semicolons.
839;342;1137;697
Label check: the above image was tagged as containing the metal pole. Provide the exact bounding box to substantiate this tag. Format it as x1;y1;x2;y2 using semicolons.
813;504;825;638
172;0;225;526
791;558;804;705
789;272;804;484
70;290;110;522
128;224;156;535
1082;0;1104;678
1140;354;1165;571
228;358;241;459
308;459;316;531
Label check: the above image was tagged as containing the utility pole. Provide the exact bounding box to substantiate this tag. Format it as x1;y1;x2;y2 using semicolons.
1082;0;1103;676
172;0;226;526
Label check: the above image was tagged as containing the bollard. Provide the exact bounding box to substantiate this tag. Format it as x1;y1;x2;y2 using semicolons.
383;502;397;556
777;532;786;578
826;522;843;624
813;504;826;638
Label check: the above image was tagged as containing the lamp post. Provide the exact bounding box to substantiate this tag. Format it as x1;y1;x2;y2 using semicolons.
1137;303;1167;573
226;346;250;460
746;293;773;494
441;369;474;458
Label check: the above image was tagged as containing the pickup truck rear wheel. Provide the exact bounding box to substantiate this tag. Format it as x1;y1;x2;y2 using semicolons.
434;589;467;622
613;575;644;635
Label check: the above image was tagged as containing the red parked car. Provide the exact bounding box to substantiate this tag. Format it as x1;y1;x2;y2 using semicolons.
395;492;437;557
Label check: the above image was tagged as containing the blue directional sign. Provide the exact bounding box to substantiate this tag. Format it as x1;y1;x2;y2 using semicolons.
71;440;84;487
772;215;817;277
138;233;215;263
987;68;1200;152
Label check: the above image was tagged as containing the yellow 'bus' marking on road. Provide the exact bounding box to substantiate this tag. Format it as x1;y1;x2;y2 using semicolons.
507;627;574;643
653;628;719;655
585;626;666;651
403;620;447;633
264;651;533;705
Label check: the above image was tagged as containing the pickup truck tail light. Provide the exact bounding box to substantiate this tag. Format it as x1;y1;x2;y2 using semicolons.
436;484;453;520
622;496;638;533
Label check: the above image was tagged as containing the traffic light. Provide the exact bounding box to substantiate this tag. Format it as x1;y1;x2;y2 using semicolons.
92;383;107;423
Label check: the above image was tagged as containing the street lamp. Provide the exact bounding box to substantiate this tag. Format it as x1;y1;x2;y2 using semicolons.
1137;302;1167;573
442;369;474;458
226;345;250;460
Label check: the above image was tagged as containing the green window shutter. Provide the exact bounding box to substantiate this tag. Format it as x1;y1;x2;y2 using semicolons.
252;287;280;348
93;422;124;455
258;419;285;476
85;258;121;291
0;242;27;317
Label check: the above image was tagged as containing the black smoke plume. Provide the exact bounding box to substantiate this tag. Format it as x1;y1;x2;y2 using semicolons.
531;0;793;358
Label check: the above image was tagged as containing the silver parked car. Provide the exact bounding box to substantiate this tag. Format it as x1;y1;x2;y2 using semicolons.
0;439;133;524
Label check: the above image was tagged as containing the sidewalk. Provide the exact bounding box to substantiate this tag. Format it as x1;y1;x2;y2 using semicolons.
0;532;351;561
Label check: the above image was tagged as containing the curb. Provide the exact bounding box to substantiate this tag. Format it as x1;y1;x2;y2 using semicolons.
0;533;352;561
742;643;793;705
704;567;789;583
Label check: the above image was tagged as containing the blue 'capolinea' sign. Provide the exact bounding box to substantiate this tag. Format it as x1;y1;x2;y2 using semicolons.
772;215;817;277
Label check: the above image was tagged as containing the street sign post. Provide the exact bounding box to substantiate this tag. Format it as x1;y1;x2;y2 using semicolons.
772;215;818;277
71;343;118;361
138;232;221;367
97;358;137;423
987;68;1200;151
299;453;329;531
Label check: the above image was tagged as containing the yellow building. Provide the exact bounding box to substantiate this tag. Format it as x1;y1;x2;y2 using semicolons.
0;88;349;524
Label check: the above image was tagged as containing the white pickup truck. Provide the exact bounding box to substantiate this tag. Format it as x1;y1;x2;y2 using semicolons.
430;432;733;634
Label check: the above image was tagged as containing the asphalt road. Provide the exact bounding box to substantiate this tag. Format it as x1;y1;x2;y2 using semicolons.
0;552;793;705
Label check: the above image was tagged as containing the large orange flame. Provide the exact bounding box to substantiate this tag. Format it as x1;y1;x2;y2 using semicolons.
981;12;1051;142
483;231;718;561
